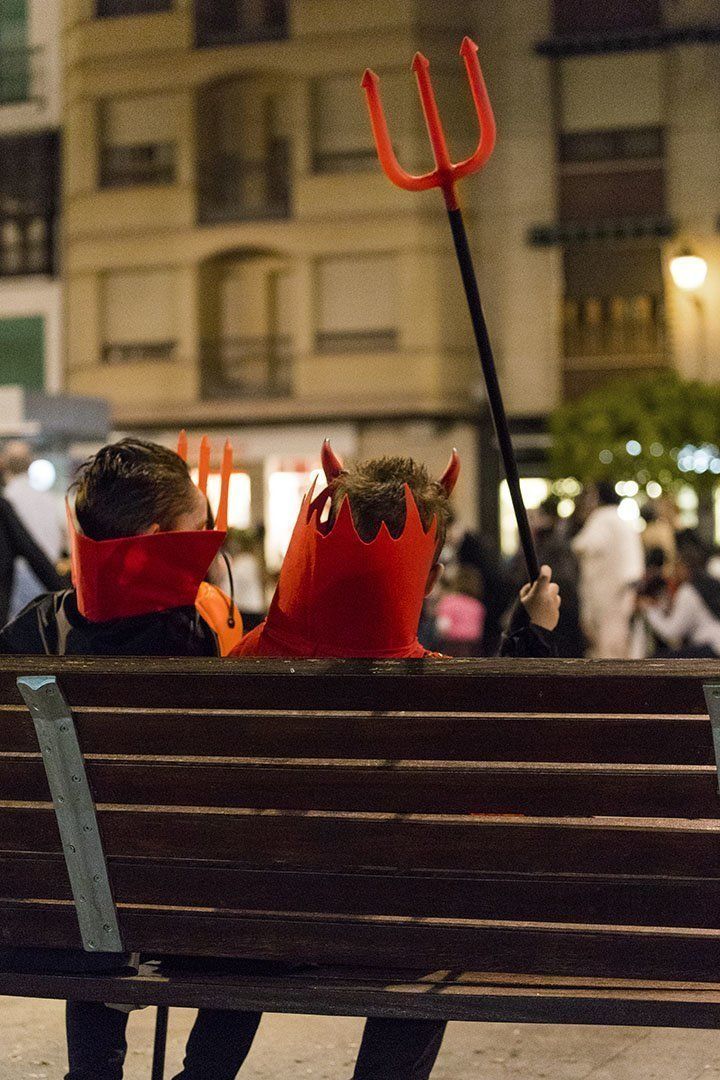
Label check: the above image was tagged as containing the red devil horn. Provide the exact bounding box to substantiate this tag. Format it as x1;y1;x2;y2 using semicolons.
321;439;345;483
439;449;460;495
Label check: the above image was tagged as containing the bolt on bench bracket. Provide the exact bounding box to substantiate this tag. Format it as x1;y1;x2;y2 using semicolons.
17;675;123;953
704;683;720;794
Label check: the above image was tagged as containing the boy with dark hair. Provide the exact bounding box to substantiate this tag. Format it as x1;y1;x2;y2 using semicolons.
0;437;250;1080
0;438;240;657
231;441;560;1080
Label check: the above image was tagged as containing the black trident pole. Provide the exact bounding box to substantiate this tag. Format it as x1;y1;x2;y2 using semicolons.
447;208;540;581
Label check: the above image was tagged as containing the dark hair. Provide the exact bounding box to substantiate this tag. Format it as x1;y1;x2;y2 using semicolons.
329;456;452;552
596;480;620;506
72;439;196;541
645;545;667;570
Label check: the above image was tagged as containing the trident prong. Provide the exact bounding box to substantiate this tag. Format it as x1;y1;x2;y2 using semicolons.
361;69;437;193
362;36;496;211
454;37;497;180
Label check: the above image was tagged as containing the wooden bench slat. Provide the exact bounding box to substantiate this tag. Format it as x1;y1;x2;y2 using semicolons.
6;899;720;981
2;706;714;766
0;710;37;754
4;656;719;714
3;961;720;1027
59;710;714;765
3;855;720;930
3;806;720;877
3;756;719;818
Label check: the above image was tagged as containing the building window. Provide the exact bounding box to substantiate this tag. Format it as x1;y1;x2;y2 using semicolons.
561;245;667;398
312;74;377;173
100;95;178;188
316;255;398;354
0;0;30;105
0;132;58;276
96;1;173;16
312;71;406;173
101;268;178;364
0;315;44;390
553;0;661;36
197;84;291;224
200;261;294;400
558;51;665;225
195;0;288;48
560;52;663;134
558;125;665;222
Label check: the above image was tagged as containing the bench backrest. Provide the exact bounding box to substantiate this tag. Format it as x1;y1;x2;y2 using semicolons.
2;656;720;982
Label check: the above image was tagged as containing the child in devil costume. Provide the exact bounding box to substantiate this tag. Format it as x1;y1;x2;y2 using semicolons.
0;438;256;1080
227;441;560;1080
0;438;241;657
236;440;559;660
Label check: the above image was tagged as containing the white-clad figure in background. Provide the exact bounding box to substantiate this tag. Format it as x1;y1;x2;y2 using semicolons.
1;441;64;618
572;481;645;658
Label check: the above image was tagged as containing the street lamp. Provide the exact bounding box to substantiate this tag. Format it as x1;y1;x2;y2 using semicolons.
670;250;708;292
669;249;709;381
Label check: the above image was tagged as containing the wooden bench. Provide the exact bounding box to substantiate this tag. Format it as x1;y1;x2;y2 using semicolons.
3;655;720;1079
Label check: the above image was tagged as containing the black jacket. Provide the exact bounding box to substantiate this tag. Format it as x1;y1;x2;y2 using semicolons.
0;496;62;628
0;588;218;657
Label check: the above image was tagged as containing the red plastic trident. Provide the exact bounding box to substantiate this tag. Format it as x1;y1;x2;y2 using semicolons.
177;432;234;533
361;38;539;580
361;37;496;211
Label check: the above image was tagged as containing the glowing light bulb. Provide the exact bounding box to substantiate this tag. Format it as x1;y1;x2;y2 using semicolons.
670;253;708;292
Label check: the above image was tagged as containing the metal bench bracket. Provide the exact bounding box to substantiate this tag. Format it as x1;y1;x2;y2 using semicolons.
703;683;720;793
17;675;123;953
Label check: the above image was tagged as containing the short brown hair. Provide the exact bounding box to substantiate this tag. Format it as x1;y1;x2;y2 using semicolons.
329;456;452;552
72;438;196;541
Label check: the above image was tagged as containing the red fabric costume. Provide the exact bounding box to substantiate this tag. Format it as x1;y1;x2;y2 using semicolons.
68;506;226;623
234;442;458;659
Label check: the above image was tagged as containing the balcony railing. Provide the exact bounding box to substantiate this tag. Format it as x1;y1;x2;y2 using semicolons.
0;213;55;277
102;341;177;364
552;0;662;37
313;147;378;174
195;0;288;47
198;143;290;224
100;143;175;188
315;329;398;355
96;0;173;16
563;295;665;359
201;336;293;400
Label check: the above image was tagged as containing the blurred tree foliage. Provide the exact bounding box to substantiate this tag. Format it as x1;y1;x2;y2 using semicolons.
549;371;720;490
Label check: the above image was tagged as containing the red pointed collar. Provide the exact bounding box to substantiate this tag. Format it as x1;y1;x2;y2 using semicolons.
237;482;438;658
67;504;226;623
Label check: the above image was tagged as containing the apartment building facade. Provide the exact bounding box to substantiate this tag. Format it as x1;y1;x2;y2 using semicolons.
0;0;62;404
62;0;720;552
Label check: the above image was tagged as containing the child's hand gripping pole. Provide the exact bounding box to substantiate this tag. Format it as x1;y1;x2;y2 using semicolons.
362;38;540;582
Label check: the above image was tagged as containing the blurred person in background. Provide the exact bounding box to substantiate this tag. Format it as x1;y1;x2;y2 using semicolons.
446;517;513;654
674;529;720;622
435;564;485;656
571;481;644;658
641;502;676;566
1;440;65;618
631;546;670;658
637;546;720;658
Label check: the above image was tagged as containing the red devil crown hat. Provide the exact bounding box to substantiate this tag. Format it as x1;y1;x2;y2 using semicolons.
255;441;460;658
69;433;232;623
